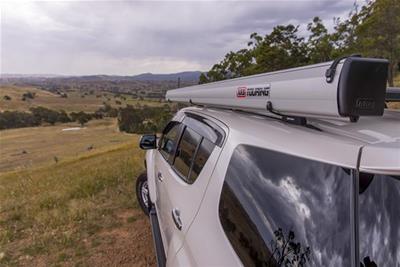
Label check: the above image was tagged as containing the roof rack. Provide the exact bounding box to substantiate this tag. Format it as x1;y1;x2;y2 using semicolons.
166;56;389;123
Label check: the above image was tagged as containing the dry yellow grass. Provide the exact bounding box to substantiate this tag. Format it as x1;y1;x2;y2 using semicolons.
388;102;400;109
0;85;165;113
394;73;400;87
0;85;161;266
0;118;134;173
387;73;400;109
0;121;155;266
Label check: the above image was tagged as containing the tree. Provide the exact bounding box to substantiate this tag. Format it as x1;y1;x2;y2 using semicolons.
57;110;71;123
255;24;308;72
77;113;90;127
307;17;335;63
22;92;36;101
200;0;399;86
118;105;173;134
355;0;400;86
200;24;309;83
331;3;363;56
46;112;59;125
70;111;91;126
0;111;39;130
118;106;143;133
198;73;209;84
30;106;60;125
269;228;311;266
95;104;118;117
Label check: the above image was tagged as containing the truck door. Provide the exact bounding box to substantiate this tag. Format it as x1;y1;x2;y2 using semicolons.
155;121;184;254
157;114;225;265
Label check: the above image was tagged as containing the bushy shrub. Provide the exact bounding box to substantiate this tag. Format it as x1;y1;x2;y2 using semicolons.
22;92;36;101
95;104;118;118
118;105;173;134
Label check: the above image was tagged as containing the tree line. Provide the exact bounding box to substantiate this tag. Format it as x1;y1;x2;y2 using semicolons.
0;105;111;130
0;103;177;133
199;0;399;86
0;107;91;130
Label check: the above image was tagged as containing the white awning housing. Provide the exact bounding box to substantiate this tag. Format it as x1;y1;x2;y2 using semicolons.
167;57;389;121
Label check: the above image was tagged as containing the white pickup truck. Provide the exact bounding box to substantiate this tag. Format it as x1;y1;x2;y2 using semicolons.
136;56;400;267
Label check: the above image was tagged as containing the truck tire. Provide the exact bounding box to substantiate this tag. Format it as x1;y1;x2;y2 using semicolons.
136;172;150;216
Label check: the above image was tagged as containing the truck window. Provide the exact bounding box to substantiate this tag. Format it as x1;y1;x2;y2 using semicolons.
359;173;400;267
219;145;352;267
188;138;214;184
173;127;202;179
159;122;183;162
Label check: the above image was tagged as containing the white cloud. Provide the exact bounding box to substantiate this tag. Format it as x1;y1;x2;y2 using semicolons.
0;0;358;75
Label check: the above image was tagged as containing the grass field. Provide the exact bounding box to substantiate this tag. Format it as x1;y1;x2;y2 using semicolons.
0;119;155;266
395;73;400;86
0;118;133;173
0;85;165;113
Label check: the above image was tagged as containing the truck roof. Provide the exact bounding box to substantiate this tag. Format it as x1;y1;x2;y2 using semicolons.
181;107;400;175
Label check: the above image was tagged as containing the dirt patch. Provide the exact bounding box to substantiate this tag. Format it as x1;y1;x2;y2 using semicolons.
4;209;156;267
86;209;156;267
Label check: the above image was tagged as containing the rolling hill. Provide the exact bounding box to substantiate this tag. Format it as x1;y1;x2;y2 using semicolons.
131;71;202;82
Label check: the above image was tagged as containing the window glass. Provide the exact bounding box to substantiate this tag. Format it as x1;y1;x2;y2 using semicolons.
359;173;400;267
173;127;201;179
219;145;352;267
159;122;182;162
188;138;215;184
183;115;224;146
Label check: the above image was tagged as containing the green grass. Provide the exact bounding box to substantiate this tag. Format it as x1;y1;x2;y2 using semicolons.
0;141;146;266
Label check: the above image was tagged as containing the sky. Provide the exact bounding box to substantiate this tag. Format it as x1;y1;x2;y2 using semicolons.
0;0;361;76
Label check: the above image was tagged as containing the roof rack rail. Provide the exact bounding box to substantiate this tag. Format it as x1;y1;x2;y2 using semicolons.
386;87;400;102
166;56;389;123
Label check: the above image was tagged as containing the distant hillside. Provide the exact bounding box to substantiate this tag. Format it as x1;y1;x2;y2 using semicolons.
131;71;202;82
0;71;202;99
0;71;202;82
1;74;65;78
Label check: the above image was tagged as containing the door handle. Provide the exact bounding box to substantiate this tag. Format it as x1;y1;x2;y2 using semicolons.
157;171;163;181
172;208;182;230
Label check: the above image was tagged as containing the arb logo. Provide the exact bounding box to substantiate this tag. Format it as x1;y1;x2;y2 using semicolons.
237;87;247;98
356;98;375;110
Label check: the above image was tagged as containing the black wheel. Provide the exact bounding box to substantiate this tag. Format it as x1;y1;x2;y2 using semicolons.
136;172;150;216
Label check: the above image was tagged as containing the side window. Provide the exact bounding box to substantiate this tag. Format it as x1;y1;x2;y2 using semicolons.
359;173;400;267
159;122;183;162
188;138;214;183
219;145;352;267
173;127;202;179
172;126;215;184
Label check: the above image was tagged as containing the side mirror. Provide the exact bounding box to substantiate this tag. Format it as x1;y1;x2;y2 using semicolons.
139;134;157;150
